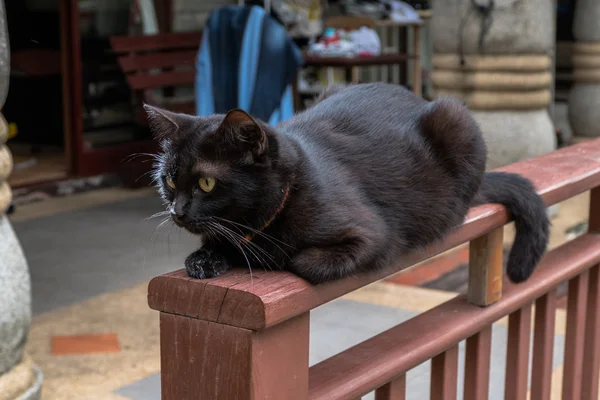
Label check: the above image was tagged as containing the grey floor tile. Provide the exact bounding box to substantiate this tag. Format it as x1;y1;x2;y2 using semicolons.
13;194;199;314
115;373;160;400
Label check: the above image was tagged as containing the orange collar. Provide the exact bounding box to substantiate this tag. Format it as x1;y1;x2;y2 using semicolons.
244;183;290;242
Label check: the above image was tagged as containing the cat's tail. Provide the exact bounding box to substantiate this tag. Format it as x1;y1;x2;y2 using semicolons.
474;171;550;283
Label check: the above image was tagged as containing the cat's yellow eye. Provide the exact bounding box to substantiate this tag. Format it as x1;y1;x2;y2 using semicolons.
166;176;176;190
199;177;216;192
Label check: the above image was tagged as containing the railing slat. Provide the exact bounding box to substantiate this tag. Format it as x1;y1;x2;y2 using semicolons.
504;304;532;400
562;270;590;400
589;186;600;233
530;291;557;400
308;234;600;400
375;375;406;400
430;346;458;400
464;327;492;400
582;264;600;400
468;228;504;306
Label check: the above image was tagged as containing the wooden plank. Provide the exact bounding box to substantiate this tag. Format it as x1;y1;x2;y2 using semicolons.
149;139;600;330
117;50;197;72
562;270;589;400
582;188;600;399
468;227;503;306
127;70;195;90
307;234;600;400
59;0;74;174
464;327;492;400
505;304;532;400
582;264;600;400
375;375;405;400
160;312;309;400
64;0;85;175
530;291;557;400
431;346;458;400
110;31;202;53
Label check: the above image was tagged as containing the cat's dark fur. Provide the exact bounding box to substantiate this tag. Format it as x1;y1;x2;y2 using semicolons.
146;83;549;284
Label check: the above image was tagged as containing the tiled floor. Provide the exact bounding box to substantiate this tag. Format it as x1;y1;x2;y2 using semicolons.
9;187;592;399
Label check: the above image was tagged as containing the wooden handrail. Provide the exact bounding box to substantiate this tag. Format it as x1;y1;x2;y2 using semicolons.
308;233;600;399
110;31;202;53
148;138;600;330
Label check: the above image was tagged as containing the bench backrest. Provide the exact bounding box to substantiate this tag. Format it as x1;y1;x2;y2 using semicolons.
110;31;202;118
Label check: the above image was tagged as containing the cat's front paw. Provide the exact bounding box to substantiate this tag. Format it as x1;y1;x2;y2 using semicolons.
185;248;229;279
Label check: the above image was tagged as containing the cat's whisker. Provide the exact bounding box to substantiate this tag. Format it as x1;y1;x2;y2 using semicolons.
122;152;160;164
208;221;255;279
144;216;172;272
151;217;171;245
213;216;294;260
210;221;274;275
210;221;277;272
135;170;155;183
225;217;295;249
236;233;278;265
146;210;170;220
167;218;176;257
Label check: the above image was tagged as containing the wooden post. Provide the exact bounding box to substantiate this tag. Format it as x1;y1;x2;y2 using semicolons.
375;375;406;400
464;327;492;400
582;264;600;400
562;270;589;400
589;186;600;233
505;304;533;400
431;345;459;400
148;270;311;400
159;312;309;400
468;227;504;306
530;292;557;400
582;186;600;399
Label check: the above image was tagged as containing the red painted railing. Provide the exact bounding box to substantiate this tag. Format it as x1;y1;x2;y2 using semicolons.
149;138;600;399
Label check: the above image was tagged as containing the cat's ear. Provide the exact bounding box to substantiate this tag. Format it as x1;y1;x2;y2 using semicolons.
216;109;268;157
144;104;181;140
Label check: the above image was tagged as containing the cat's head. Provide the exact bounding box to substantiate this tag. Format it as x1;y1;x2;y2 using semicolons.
145;105;283;235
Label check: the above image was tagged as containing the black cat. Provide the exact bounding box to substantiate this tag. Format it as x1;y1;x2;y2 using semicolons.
146;83;549;284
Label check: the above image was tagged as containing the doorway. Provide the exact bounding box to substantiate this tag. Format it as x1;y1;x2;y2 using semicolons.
4;0;68;188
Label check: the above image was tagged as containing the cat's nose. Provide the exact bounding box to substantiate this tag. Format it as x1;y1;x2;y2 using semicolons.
170;196;188;223
169;202;186;224
170;209;184;223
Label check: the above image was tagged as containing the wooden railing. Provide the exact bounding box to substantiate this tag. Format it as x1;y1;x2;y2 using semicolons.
148;138;600;400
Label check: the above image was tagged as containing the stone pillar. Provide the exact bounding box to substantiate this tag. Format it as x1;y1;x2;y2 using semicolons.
431;0;556;170
568;0;600;138
0;0;43;397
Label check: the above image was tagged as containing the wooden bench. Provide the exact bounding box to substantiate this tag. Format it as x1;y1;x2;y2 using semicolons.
110;31;203;121
149;138;600;399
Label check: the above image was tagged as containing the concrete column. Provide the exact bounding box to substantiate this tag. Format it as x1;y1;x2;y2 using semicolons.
568;0;600;138
0;0;42;397
431;0;556;170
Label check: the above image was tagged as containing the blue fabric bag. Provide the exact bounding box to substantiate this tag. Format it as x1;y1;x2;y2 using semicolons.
195;5;303;125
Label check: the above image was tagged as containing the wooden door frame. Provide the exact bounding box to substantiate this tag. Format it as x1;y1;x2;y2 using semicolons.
59;0;83;176
58;0;160;178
